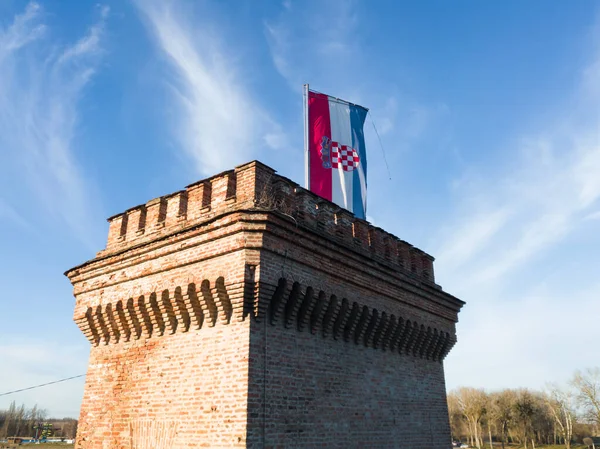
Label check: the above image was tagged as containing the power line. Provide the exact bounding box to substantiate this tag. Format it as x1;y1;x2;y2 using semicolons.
0;374;86;397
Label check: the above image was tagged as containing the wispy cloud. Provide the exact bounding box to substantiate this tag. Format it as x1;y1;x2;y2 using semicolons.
434;26;600;289
436;123;600;291
0;2;108;247
0;3;45;57
440;19;600;391
263;0;450;159
264;0;360;95
0;198;34;231
585;210;600;221
436;207;513;270
134;0;285;176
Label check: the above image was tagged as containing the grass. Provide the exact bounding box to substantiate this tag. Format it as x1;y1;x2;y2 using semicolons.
454;444;589;449
16;443;593;449
22;446;74;448
17;442;594;449
485;445;588;449
520;446;587;448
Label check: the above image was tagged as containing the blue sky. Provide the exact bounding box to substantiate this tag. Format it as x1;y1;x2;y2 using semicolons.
1;0;599;418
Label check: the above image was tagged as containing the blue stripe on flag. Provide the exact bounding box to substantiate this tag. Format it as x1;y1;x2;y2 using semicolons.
350;105;368;219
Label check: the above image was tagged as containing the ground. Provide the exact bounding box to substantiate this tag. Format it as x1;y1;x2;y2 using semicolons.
453;444;590;449
22;446;74;448
17;442;588;449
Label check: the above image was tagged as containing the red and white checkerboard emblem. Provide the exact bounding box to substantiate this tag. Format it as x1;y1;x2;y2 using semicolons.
331;142;360;171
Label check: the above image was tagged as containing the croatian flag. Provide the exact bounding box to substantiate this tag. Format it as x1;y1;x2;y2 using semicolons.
305;89;368;219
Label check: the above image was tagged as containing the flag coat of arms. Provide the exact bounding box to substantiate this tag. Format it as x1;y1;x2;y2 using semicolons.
305;89;368;219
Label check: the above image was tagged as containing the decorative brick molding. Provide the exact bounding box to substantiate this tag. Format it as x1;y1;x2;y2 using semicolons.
75;278;244;346
264;278;456;362
75;275;455;361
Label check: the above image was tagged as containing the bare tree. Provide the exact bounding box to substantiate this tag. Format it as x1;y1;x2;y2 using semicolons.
490;390;515;449
513;389;537;449
455;387;487;448
447;375;596;448
60;418;78;440
448;392;467;442
531;392;554;446
573;368;600;426
0;401;16;439
0;402;51;439
13;403;25;438
545;385;575;449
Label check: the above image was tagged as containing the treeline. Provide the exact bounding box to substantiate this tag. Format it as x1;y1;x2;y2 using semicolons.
0;401;78;440
448;367;600;449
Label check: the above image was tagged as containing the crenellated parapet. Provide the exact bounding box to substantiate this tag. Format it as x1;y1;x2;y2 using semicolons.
103;163;264;254
101;161;436;284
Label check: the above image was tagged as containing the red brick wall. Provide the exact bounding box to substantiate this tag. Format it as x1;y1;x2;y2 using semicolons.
69;219;254;448
79;323;251;448
247;323;451;448
65;160;464;448
242;231;457;448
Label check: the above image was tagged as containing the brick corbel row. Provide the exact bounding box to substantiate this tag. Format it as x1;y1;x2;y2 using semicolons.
265;278;456;362
76;277;245;346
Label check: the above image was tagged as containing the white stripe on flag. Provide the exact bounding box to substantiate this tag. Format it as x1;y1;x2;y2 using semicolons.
328;98;354;212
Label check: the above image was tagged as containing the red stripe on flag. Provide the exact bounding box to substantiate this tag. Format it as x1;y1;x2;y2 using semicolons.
308;92;332;200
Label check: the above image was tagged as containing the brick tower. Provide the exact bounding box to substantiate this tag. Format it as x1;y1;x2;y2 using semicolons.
65;161;464;448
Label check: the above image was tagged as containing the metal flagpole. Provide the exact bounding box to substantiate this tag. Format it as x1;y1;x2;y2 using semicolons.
303;83;309;189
